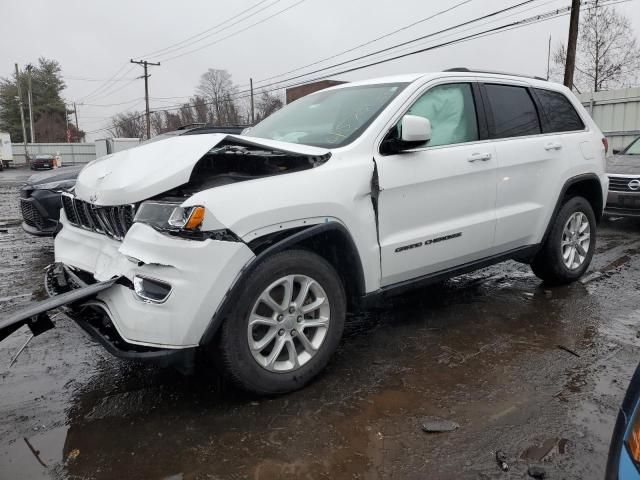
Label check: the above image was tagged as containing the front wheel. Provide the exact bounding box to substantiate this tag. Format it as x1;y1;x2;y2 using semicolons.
218;249;346;395
531;196;596;285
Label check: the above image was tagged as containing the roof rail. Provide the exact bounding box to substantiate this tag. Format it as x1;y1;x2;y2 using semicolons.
443;67;547;82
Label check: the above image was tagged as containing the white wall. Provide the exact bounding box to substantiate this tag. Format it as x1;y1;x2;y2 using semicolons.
11;143;96;165
578;87;640;151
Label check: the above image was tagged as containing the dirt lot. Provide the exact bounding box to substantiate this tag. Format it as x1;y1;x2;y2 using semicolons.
1;167;639;479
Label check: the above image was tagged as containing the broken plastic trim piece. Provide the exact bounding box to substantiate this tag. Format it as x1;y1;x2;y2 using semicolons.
0;278;119;343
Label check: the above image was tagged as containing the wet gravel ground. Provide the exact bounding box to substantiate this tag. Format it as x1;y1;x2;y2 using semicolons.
1;167;640;479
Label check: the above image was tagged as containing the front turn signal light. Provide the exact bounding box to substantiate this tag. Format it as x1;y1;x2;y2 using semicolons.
184;206;205;230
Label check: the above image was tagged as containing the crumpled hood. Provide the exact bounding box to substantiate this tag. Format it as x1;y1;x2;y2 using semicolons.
607;155;640;175
74;133;330;206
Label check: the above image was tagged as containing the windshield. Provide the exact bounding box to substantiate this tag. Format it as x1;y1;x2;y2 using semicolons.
247;83;407;148
624;137;640;155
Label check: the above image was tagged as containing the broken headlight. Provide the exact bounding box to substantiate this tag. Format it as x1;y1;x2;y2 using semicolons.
134;201;205;232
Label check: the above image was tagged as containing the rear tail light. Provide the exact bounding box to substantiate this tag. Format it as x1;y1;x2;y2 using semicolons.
602;137;609;154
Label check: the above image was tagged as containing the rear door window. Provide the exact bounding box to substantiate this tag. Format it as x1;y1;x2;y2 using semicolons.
533;88;585;133
484;84;541;139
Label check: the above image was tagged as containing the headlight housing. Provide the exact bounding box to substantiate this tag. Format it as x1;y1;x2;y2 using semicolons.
32;179;76;192
134;201;205;233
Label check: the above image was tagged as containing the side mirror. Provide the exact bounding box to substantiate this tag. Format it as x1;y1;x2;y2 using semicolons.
401;114;431;143
612;148;621;155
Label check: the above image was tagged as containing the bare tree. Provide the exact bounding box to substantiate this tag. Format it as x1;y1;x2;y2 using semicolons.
255;91;284;122
109;112;145;138
191;95;210;124
552;4;640;92
196;69;240;125
150;111;165;135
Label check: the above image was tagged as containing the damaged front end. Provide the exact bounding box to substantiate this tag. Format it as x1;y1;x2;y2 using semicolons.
1;133;332;369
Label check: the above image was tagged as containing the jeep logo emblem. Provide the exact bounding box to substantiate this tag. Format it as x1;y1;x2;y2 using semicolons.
628;179;640;191
89;193;98;203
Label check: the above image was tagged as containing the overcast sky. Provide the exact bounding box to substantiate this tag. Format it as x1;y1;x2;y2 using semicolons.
2;0;639;140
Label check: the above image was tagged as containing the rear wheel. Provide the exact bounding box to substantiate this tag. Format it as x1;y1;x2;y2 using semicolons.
218;249;346;395
531;196;596;285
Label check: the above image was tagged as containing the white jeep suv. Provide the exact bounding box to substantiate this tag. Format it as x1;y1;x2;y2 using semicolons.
45;70;607;394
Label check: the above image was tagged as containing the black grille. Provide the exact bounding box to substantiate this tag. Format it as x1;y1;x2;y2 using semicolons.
61;193;135;240
20;199;45;229
609;176;640;192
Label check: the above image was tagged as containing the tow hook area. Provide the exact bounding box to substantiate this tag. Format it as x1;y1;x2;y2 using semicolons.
0;266;120;344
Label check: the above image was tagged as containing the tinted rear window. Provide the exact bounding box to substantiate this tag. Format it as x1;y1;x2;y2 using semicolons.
534;88;585;132
484;84;541;139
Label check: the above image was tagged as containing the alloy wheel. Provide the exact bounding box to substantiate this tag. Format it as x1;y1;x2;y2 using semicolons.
561;211;591;270
247;274;330;373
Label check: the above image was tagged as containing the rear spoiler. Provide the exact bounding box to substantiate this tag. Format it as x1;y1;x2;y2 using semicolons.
0;278;119;343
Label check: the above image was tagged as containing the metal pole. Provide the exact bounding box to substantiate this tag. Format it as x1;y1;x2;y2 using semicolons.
14;64;29;161
130;59;160;140
563;0;581;89
546;35;552;81
65;106;69;143
73;103;79;142
250;78;255;124
26;65;35;143
144;62;150;139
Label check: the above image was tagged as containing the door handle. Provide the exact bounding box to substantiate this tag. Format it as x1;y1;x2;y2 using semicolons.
545;142;563;151
468;152;492;162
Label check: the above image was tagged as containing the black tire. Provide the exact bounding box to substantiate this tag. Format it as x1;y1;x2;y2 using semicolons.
218;249;346;395
531;196;597;285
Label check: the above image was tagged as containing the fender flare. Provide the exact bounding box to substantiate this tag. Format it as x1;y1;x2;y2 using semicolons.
199;222;365;346
540;173;603;246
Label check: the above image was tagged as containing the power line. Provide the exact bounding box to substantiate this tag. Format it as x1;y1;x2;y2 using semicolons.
158;0;310;62
148;3;572;115
76;63;131;102
141;0;282;60
244;0;544;93
250;0;476;88
86;0;627;135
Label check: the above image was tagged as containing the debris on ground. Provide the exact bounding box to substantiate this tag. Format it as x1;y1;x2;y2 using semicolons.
580;271;604;284
495;450;509;471
527;465;547;478
23;437;47;467
521;438;560;462
557;345;580;357
420;416;459;433
67;448;80;461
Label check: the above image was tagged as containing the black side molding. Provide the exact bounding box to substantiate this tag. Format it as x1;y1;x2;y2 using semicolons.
363;245;539;304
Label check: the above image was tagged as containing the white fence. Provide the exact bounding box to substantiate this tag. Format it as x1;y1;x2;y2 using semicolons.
578;87;640;151
11;143;96;165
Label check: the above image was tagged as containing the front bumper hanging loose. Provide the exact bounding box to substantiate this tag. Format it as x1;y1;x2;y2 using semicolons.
0;277;119;343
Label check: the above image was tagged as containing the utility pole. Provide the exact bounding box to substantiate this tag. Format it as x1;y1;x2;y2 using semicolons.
250;78;255;124
130;59;160;139
546;35;552;81
26;65;35;143
14;64;29;160
563;0;581;89
73;102;79;141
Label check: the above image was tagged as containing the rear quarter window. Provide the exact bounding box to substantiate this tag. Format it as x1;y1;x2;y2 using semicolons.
533;88;585;133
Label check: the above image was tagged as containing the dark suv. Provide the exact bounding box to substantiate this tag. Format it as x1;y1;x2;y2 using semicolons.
605;136;640;217
19;125;247;236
